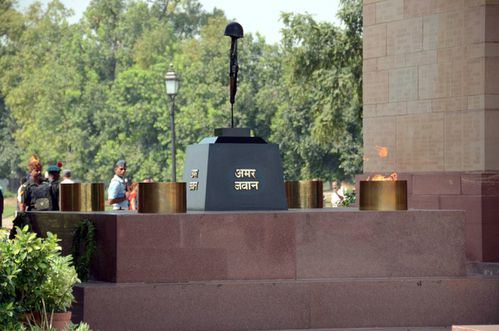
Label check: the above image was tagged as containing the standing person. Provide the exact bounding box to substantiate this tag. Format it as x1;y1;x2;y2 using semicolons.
17;177;28;211
61;169;74;183
128;182;138;211
107;160;129;210
330;180;345;208
20;155;53;211
47;162;62;211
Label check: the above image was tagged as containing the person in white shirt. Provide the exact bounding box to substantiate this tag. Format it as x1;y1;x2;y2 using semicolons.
17;177;28;210
61;169;74;184
330;180;345;208
107;160;129;210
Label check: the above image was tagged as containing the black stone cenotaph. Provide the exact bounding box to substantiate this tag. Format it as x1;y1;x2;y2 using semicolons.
182;22;287;211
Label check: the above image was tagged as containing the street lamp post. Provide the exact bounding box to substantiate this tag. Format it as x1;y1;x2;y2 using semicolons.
165;64;180;182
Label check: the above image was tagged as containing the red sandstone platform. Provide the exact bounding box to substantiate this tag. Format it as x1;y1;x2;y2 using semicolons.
30;209;467;282
27;209;499;331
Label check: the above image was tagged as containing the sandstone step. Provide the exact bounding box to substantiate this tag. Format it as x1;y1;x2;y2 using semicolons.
73;276;499;331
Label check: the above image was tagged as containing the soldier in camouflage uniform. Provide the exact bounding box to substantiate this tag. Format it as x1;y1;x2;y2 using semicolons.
20;155;53;211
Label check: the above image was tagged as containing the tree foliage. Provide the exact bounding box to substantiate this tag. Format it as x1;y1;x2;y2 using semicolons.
0;0;362;186
273;0;363;181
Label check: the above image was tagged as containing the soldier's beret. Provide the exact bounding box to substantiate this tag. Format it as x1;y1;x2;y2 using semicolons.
47;164;61;172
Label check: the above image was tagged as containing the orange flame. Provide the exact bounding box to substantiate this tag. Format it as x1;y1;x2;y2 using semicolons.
366;146;396;181
376;146;389;158
367;172;398;181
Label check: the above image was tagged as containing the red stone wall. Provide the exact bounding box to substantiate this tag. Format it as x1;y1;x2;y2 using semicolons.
362;0;499;262
362;1;499;173
357;171;499;261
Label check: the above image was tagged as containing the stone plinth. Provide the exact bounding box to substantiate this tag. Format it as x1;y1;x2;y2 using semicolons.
29;209;466;283
182;139;287;211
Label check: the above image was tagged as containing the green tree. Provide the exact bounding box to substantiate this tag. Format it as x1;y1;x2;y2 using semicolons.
0;0;25;185
0;98;23;188
1;1;78;172
93;67;169;181
77;0;214;182
272;0;363;182
0;0;363;186
175;14;283;144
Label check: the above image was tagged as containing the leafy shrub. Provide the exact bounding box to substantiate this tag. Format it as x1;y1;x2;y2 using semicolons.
0;226;81;329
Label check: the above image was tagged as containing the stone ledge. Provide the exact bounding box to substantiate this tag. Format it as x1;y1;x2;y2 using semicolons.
73;276;499;331
29;209;467;282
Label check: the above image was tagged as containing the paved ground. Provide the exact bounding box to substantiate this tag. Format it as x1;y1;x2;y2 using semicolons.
1;215;13;229
1;196;16;229
267;328;452;331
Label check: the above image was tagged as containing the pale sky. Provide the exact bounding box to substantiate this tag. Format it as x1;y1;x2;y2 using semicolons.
17;0;341;44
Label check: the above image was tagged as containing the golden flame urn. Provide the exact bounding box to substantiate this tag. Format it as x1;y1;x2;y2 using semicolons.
60;183;81;211
359;180;408;211
60;183;104;211
138;182;186;213
285;180;323;209
285;181;300;208
81;183;105;212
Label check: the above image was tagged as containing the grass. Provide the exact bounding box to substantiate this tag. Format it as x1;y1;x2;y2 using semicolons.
1;188;17;228
2;189;16;199
2;188;17;216
2;197;17;228
3;199;17;218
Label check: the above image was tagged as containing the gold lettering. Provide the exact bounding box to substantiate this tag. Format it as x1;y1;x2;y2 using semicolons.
234;168;257;179
241;181;251;190
234;181;259;191
189;182;199;191
191;169;199;178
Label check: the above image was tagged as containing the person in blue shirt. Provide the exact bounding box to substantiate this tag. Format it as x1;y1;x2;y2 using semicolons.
107;160;129;210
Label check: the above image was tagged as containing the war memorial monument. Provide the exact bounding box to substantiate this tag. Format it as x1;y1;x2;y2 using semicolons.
23;3;499;329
